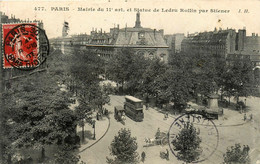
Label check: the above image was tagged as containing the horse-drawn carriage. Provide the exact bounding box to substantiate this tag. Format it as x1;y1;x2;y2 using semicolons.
114;106;126;125
144;129;168;147
185;106;220;120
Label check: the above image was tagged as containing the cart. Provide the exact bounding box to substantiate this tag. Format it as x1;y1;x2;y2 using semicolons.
114;106;126;125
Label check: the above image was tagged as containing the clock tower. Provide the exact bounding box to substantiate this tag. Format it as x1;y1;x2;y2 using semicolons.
134;12;142;28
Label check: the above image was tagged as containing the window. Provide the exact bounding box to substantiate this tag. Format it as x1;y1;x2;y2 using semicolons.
149;53;154;59
138;32;145;39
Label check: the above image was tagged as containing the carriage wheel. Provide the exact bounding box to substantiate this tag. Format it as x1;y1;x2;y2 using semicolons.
161;137;168;145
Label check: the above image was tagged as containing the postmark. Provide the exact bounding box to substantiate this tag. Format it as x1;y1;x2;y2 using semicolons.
3;23;49;70
168;113;219;163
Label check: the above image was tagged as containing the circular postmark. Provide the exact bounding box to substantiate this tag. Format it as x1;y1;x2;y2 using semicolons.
4;23;49;70
168;114;219;163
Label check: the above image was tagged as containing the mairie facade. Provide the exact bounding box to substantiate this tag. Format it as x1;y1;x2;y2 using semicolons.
85;12;169;62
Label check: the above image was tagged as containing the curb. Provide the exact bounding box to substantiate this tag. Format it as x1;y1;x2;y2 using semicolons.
79;116;111;153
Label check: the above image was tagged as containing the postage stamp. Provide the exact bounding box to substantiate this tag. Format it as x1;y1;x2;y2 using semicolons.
168;113;219;163
3;23;49;70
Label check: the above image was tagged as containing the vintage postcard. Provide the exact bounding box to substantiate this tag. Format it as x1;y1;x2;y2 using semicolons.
0;0;259;164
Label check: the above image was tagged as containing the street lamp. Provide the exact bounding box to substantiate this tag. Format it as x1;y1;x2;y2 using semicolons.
92;120;96;140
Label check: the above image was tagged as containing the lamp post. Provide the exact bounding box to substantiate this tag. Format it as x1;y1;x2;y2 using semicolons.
92;120;96;140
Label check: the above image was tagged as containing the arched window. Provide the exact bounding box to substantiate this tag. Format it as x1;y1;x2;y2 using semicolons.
149;53;154;59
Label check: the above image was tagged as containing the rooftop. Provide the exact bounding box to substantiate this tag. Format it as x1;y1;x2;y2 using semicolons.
125;96;143;102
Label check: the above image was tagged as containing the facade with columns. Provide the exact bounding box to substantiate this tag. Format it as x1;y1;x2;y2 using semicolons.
86;12;169;62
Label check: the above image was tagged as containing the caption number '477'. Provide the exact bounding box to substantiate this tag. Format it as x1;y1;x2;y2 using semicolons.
34;7;46;11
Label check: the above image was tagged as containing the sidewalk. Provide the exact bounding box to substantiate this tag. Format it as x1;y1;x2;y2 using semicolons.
66;92;111;152
77;114;110;153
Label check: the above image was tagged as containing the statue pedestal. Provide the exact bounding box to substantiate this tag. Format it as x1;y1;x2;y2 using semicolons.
207;93;222;115
207;93;219;109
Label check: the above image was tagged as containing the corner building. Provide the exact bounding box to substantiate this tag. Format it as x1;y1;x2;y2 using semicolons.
181;28;238;58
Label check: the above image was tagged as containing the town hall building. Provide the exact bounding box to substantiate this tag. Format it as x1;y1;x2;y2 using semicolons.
85;12;169;62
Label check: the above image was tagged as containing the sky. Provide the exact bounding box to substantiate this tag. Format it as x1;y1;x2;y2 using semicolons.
1;0;260;39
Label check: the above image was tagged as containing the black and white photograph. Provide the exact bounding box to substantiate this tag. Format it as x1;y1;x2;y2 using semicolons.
0;0;259;163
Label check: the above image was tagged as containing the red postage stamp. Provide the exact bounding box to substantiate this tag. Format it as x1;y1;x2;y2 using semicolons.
3;23;49;70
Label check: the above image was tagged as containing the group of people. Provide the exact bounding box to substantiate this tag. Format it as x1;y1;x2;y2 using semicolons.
96;108;109;120
243;113;253;121
141;149;169;163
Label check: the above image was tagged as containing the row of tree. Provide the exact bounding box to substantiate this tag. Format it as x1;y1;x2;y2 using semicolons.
65;48;110;142
106;49;256;109
1;48;83;163
0;47;110;163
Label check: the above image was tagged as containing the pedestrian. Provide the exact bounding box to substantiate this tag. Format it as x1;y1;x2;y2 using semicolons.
166;149;169;160
244;113;247;121
96;113;99;120
240;105;243;114
155;128;160;139
146;104;149;110
141;151;146;162
166;112;168;118
250;114;253;121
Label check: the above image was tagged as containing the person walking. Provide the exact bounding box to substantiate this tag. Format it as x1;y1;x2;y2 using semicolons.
166;149;169;160
250;114;253;121
141;151;146;163
244;113;247;121
146;104;149;110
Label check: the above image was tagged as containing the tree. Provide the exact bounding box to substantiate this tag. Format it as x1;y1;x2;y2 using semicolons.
5;73;78;161
107;128;139;164
1;56;79;163
75;102;92;142
106;48;149;94
89;84;110;111
222;59;255;103
106;48;134;90
223;144;250;164
171;122;202;163
141;58;168;103
52;144;80;164
67;49;104;96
